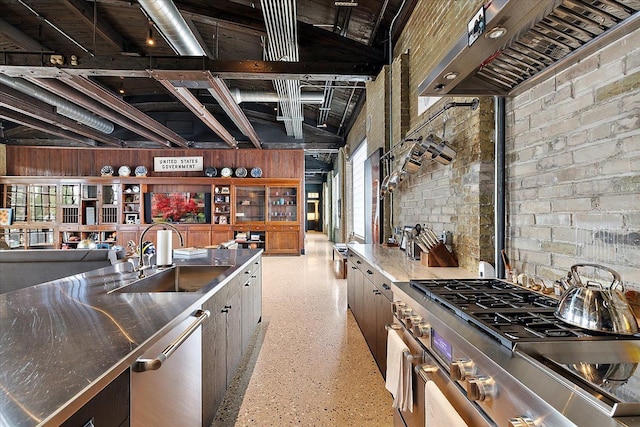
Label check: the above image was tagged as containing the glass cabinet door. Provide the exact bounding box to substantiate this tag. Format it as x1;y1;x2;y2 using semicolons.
235;186;265;223
268;187;297;222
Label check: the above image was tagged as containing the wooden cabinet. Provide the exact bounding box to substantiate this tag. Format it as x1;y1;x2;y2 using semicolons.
61;368;130;427
347;250;393;375
1;177;302;254
201;255;261;426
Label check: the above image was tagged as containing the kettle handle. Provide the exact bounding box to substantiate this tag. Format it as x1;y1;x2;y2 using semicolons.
570;263;623;291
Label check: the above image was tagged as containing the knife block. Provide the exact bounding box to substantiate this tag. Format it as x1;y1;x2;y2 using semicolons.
421;243;458;267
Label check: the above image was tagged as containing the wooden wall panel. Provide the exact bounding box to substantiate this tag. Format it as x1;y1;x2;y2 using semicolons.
4;146;304;179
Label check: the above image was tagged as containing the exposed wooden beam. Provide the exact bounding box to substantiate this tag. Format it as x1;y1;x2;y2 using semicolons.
156;79;238;148
26;77;176;148
0;57;380;82
0;85;123;146
59;74;191;148
0;107;98;147
60;0;132;53
0;18;48;52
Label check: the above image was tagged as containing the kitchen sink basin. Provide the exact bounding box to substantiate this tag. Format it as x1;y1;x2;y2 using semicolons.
109;265;230;293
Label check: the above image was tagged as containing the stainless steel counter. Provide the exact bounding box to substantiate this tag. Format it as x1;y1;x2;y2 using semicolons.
0;249;262;427
346;243;476;282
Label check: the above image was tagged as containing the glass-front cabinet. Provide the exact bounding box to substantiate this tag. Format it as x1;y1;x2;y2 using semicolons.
268;186;297;222
235;186;265;223
213;185;231;225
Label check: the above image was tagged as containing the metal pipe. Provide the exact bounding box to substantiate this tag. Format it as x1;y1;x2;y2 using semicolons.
138;0;207;56
230;89;324;104
494;96;506;279
0;74;114;134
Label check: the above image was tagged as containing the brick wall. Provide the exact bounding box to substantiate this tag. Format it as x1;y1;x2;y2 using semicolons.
506;29;640;289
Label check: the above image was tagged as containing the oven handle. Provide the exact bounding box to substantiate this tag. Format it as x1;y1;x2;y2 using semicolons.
385;323;424;364
415;363;439;382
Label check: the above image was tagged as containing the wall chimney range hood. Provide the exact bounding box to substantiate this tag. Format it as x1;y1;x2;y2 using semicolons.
419;0;640;97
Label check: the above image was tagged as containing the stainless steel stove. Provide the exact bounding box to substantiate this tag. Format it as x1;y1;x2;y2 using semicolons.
391;278;640;427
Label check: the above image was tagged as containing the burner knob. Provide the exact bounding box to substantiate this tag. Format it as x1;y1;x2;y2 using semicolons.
392;301;407;315
450;359;476;381
406;315;423;328
466;376;496;402
398;307;414;320
412;321;431;338
508;417;536;427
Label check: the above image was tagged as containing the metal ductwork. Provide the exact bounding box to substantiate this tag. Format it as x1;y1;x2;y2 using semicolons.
0;74;114;134
138;0;207;56
230;89;324;104
419;0;640;97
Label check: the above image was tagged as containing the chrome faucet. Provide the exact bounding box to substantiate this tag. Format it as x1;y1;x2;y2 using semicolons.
137;223;185;276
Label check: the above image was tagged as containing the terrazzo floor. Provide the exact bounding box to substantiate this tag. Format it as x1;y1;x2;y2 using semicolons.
211;231;394;426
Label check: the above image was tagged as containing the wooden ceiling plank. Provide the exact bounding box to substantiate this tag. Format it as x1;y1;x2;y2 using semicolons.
26;77;175;148
0;85;122;147
60;0;130;52
157;78;238;148
60;74;191;148
0;107;97;147
0;18;48;52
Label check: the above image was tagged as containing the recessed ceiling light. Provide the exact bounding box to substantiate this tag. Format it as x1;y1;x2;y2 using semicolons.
443;72;459;80
486;27;507;39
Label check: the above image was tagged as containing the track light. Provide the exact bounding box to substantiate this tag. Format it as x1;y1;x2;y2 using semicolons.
146;21;155;46
335;1;358;5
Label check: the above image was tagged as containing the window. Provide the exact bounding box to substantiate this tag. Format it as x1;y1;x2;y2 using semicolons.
332;172;340;229
352;140;367;238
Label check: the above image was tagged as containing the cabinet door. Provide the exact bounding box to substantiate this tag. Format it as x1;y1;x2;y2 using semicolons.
362;278;377;352
240;270;254;352
60;369;130;427
251;259;262;325
187;226;212;247
117;226;139;247
265;230;298;254
211;227;233;246
202;294;228;426
374;292;393;376
226;287;242;386
347;260;357;310
235;186;265;223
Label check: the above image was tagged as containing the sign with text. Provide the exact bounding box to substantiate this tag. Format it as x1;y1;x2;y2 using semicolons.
154;156;204;172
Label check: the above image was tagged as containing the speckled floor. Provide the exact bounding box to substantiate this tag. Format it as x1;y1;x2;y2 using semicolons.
211;232;394;426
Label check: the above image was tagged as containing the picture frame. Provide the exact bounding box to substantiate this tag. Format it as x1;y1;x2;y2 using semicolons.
220;187;230;194
125;213;139;224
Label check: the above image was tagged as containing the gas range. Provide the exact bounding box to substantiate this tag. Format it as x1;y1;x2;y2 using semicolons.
392;278;640;427
409;278;625;348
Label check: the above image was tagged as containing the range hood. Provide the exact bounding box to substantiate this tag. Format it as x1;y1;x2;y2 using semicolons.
419;0;640;97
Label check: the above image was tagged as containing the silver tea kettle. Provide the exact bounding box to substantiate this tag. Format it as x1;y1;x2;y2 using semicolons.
555;263;639;335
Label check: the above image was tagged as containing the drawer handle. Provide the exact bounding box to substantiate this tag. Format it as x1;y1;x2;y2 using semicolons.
366;269;373;275
382;283;390;290
356;260;361;264
133;309;209;372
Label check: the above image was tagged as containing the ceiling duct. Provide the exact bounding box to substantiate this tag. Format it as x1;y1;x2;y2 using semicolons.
138;0;207;56
261;0;304;139
419;0;640;97
0;74;114;134
230;89;324;104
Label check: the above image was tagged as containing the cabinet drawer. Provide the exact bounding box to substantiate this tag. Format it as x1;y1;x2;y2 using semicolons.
234;224;265;231
266;225;299;231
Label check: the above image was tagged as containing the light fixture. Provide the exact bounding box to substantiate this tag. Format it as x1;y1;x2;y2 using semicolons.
146;21;155;46
118;82;125;95
486;26;507;40
443;72;459;80
335;1;357;6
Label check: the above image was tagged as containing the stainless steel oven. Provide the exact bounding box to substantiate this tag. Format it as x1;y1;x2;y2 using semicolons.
391;278;640;427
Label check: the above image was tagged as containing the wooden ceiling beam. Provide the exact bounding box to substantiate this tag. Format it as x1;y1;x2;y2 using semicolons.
60;0;132;53
0;18;48;52
156;79;238;149
0;57;380;82
26;77;177;148
59;74;191;148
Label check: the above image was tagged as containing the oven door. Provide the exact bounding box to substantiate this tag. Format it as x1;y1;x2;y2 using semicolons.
393;328;493;427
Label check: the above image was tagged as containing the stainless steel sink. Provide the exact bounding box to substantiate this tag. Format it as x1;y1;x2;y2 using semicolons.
109;265;230;293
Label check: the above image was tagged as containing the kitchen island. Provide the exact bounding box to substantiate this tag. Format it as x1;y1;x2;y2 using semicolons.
0;248;262;427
